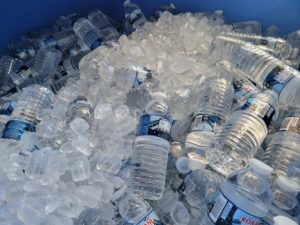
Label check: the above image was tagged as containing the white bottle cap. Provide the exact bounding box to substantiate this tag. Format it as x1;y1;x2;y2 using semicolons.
276;176;300;193
273;216;298;225
176;157;191;174
249;158;273;177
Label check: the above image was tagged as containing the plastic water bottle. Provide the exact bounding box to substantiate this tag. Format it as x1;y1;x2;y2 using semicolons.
231;20;262;34
185;75;234;165
200;158;273;225
129;92;172;200
2;85;54;140
288;162;300;185
73;18;103;50
231;72;259;112
273;215;299;225
261;114;300;179
63;51;88;75
35;29;78;51
10;48;62;88
119;195;163;225
222;32;296;59
124;0;147;34
207;90;278;176
170;201;190;225
214;35;300;109
263;176;300;225
0;56;23;95
88;10;120;41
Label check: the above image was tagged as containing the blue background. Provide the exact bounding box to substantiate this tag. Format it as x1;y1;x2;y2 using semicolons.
1;0;300;55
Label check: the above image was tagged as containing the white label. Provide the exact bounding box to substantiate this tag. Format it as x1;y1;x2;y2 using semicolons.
209;192;228;223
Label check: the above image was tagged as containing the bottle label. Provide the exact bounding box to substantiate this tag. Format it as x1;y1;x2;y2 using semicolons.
280;117;300;134
125;208;163;225
232;78;258;108
208;191;263;225
132;66;152;88
136;114;171;140
264;65;296;95
190;114;222;132
241;97;275;127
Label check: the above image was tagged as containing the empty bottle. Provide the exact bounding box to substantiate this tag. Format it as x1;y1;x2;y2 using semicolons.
119;195;162;225
273;216;299;225
231;20;262;34
207;90;278;176
261;113;300;179
200;158;273;225
66;96;92;123
63;51;88;75
73;18;103;50
222;32;295;59
2;85;54;140
214;36;300;109
264;176;300;225
129;92;172;200
124;0;147;34
231;72;259;112
288;162;300;185
185;74;234;165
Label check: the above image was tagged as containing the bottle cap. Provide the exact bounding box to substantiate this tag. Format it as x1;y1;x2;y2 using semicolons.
276;176;300;193
176;157;191;174
273;216;298;225
249;158;273;177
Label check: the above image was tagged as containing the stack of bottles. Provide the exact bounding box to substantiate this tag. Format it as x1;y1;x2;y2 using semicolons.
0;1;299;225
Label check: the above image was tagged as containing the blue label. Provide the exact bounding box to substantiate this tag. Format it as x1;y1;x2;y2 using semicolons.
125;208;163;225
42;36;58;48
190;114;222;132
136;114;171;140
2;120;36;140
209;191;263;225
90;39;103;50
232;78;257;107
264;66;295;95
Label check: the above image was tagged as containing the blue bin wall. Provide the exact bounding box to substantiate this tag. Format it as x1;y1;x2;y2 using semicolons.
1;0;300;55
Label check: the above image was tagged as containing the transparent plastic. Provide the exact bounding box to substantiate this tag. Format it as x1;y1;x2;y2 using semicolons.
129;93;171;200
207;90;278;176
73;18;103;50
201;159;273;225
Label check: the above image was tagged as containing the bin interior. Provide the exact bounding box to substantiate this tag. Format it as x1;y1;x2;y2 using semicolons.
1;0;300;54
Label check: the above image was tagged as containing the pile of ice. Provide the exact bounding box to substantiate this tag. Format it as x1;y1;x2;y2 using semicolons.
0;1;300;225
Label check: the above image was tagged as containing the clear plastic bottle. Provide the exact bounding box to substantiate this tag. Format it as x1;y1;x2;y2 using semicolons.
222;32;295;59
88;10;120;42
261;114;300;179
231;20;262;34
185;74;234;165
288;162;300;185
124;0;147;34
207;90;278;176
129;92;172;200
119;195;163;225
73;18;103;50
214;36;300;109
231;72;259;112
200;159;273;225
2;85;54;140
264;176;300;225
10;48;62;88
63;51;88;75
35;29;78;51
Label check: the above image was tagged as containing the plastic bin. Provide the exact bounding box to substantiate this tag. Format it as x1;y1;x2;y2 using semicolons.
1;0;300;54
